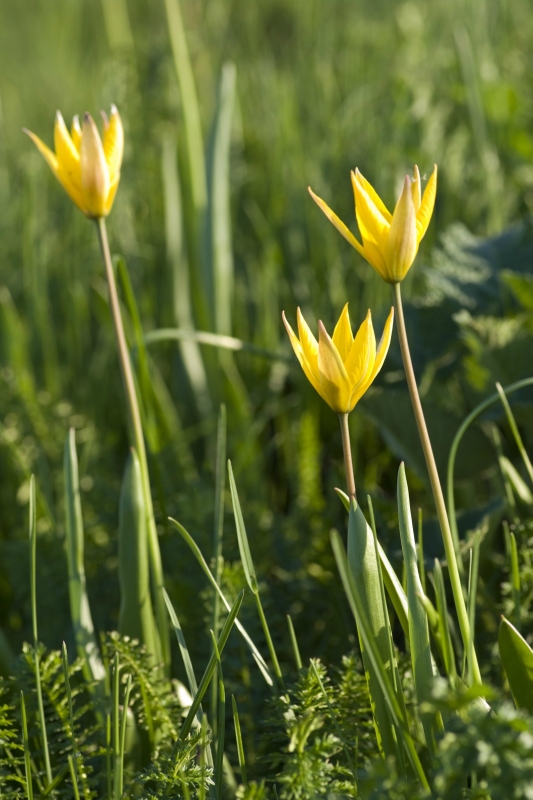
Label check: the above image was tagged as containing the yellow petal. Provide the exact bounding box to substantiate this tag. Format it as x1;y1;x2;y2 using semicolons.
71;115;82;152
80;112;110;218
353;168;392;224
359;239;389;280
384;176;418;282
54;111;81;189
350;307;394;409
103;104;124;187
351;171;390;249
411;165;421;212
282;311;322;397
24;129;60;174
331;303;353;363
308;186;367;259
24;128;88;215
296;307;319;377
345;310;376;393
416;164;437;243
318;321;351;413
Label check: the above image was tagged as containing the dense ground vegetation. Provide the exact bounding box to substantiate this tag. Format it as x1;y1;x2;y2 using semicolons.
1;0;533;796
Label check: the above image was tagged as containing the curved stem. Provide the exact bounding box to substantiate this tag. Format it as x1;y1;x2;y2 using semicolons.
447;377;533;564
392;281;481;685
338;413;356;499
95;218;170;670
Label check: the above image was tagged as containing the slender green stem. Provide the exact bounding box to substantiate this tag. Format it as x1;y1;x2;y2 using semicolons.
338;414;356;499
29;477;53;789
95;218;169;670
232;696;247;787
21;692;34;800
447;377;533;563
496;381;533;485
392;281;481;685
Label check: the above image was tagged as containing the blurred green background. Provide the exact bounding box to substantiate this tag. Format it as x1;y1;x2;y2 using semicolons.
0;0;533;689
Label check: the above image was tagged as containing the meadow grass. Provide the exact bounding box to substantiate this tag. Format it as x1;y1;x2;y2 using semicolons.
1;0;533;796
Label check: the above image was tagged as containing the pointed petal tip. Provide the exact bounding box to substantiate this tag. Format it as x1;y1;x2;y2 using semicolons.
110;103;118;115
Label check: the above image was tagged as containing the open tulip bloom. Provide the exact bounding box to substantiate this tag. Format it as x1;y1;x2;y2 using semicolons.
309;165;437;283
283;304;394;415
24;106;123;219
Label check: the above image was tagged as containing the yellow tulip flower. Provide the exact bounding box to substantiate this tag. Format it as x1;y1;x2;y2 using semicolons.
283;304;394;414
24;106;124;219
309;165;437;283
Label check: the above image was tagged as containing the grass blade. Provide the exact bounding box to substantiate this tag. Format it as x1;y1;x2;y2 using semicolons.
504;522;521;628
210;633;226;797
211;405;227;728
330;529;430;791
206;62;236;338
179;590;244;741
286;615;302;671
228;460;283;684
447;376;533;574
232;696;247;787
346;497;399;760
168;517;272;685
433;560;457;682
29;475;52;788
118;448;161;667
397;464;442;752
20;691;34;800
161;127;212;418
163;0;210;330
64;429;106;686
496;382;533;487
67;755;81;800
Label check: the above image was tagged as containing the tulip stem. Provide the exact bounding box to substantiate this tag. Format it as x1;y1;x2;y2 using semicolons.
339;414;356;499
392;281;481;685
95;217;170;672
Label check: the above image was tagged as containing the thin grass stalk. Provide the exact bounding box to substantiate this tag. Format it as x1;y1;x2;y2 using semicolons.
211;405;227;729
433;560;457;682
231;696;247;787
20;691;34;800
64;430;106;691
112;654;120;800
496;382;533;485
418;509;427;595
68;755;81;800
29;476;52;788
504;523;521;628
61;643;77;767
286;615;302;670
210;633;225;797
95;217;169;671
169;517;273;686
117;674;133;798
392;281;481;685
228;462;283;685
178;591;244;742
466;533;481;687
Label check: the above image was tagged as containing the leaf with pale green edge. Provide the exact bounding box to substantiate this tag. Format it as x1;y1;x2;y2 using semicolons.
228;460;258;595
499;615;533;714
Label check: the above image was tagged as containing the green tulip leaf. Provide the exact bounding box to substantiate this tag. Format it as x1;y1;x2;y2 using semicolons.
499;616;533;713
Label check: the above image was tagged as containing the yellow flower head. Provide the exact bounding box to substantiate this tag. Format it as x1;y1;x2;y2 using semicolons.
24;106;124;219
283;304;394;414
309;165;437;283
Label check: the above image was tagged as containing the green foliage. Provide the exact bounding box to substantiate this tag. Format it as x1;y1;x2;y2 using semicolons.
264;657;376;796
